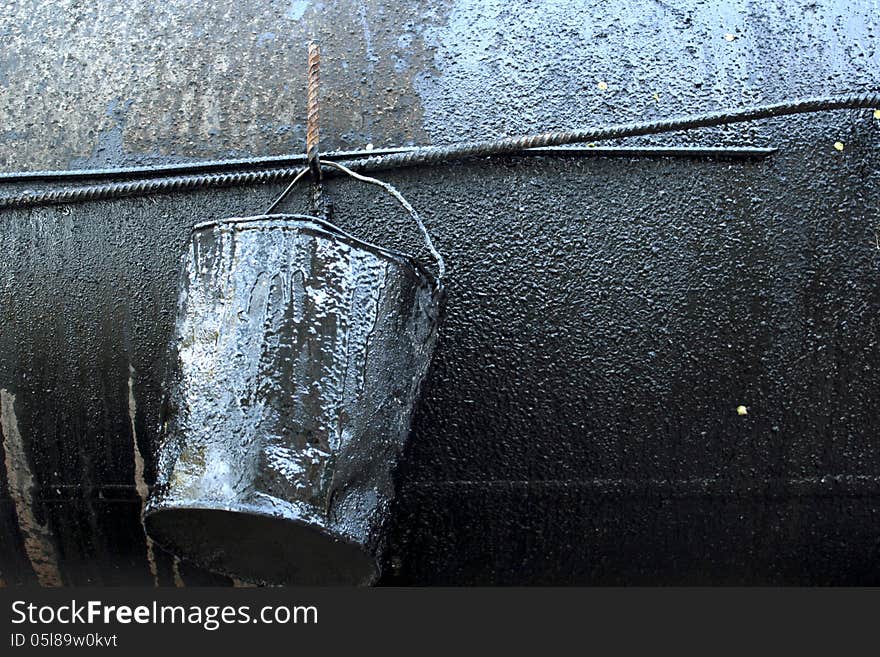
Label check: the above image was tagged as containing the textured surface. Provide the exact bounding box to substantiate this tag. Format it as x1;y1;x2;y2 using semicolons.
146;215;441;584
1;0;879;585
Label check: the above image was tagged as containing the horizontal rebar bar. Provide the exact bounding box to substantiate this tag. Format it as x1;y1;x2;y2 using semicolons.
0;92;875;209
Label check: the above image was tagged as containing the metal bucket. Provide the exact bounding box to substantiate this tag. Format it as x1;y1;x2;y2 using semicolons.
144;207;443;585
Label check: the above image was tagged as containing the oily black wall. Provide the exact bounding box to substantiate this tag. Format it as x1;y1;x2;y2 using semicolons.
0;0;879;585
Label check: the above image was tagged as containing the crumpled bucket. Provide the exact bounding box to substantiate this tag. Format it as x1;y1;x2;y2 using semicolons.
145;206;443;585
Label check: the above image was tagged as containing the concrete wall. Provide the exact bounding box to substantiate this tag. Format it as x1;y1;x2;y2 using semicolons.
1;0;879;584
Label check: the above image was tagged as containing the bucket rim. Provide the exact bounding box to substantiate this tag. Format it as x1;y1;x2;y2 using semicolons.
191;213;441;291
145;500;380;586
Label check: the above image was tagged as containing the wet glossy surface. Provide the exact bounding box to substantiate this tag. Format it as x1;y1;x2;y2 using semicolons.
0;0;879;586
145;215;441;584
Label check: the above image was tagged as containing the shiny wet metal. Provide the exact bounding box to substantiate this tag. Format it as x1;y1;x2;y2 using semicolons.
144;214;443;585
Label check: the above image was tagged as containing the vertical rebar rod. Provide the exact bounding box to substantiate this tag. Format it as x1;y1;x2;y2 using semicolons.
306;41;324;216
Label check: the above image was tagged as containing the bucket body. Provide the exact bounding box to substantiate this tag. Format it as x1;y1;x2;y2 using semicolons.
144;214;442;585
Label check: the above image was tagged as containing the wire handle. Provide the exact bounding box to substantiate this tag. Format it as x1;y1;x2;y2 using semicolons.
263;161;445;282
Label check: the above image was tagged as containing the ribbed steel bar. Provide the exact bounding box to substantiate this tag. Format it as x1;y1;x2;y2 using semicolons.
0;146;770;184
306;41;324;215
0;92;875;209
338;92;879;174
0;147;416;183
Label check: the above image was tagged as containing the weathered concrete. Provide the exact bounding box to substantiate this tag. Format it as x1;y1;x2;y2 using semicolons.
0;0;879;585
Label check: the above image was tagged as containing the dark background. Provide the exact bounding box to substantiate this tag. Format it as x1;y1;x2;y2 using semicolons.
1;0;879;585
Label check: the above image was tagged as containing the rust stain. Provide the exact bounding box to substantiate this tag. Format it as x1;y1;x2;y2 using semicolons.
129;367;159;587
172;557;186;587
0;389;63;587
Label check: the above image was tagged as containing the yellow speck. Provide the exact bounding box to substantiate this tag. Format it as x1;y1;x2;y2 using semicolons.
597;81;608;91
736;405;748;416
724;33;736;42
652;92;661;102
873;109;880;120
833;141;844;152
587;142;597;148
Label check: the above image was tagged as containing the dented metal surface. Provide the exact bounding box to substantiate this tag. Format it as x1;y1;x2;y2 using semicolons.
145;215;442;584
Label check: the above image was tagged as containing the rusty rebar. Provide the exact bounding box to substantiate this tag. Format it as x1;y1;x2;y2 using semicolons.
306;41;324;215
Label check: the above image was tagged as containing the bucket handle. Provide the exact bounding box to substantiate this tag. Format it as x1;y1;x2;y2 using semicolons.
264;161;445;282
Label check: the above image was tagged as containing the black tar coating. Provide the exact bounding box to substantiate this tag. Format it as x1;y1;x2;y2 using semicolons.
0;0;879;585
